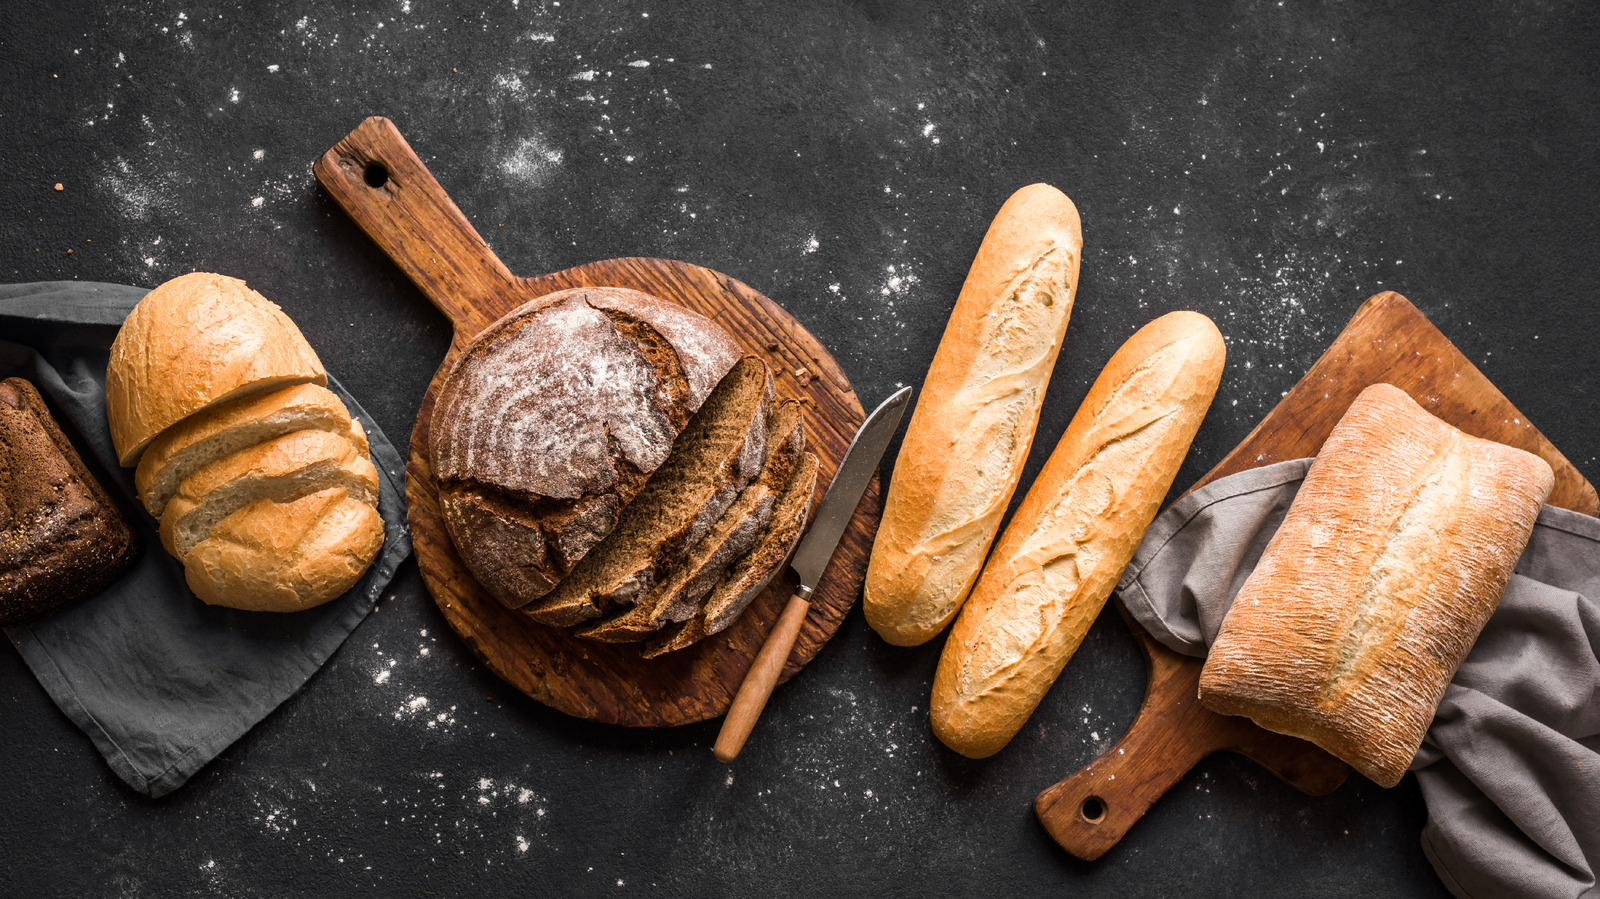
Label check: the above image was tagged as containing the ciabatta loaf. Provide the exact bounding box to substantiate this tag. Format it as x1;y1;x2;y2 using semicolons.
1198;383;1553;787
932;311;1225;758
106;273;326;466
865;184;1083;646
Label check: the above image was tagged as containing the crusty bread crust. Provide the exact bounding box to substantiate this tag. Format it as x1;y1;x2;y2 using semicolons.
0;377;141;624
864;184;1083;646
183;487;384;612
106;273;326;466
521;357;774;627
931;311;1225;758
1197;383;1554;787
576;400;805;643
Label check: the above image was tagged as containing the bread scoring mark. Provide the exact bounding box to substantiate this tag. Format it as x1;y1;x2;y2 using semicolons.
963;245;1074;390
1323;434;1467;702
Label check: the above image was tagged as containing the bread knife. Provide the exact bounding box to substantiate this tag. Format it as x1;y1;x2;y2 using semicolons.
714;385;913;762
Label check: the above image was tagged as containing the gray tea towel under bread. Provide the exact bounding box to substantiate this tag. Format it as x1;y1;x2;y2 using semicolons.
0;281;411;798
1118;458;1600;899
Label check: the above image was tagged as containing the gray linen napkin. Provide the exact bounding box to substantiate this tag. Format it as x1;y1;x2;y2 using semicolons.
0;281;412;798
1117;458;1600;899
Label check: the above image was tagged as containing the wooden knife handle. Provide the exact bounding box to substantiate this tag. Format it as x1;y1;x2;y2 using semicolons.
714;592;812;762
314;115;513;338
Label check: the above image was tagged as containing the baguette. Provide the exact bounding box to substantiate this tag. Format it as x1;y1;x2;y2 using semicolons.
864;184;1083;646
931;311;1225;758
1197;384;1553;787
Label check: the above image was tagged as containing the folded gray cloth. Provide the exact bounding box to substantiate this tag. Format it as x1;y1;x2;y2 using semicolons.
0;281;411;798
1118;458;1600;899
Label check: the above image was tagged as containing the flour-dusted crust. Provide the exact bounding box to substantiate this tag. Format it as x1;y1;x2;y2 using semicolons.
864;184;1083;647
929;311;1226;758
106;273;327;466
0;378;141;624
429;287;741;608
1198;383;1554;787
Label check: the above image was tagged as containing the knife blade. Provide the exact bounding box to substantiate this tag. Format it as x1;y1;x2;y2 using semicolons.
714;385;913;762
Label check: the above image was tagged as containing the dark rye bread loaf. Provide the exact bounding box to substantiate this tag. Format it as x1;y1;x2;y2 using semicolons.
576;399;806;643
0;378;141;625
430;287;742;608
522;356;775;627
643;450;818;657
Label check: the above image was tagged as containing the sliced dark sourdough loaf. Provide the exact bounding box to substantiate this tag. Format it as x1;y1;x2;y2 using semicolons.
521;356;775;627
576;399;806;643
643;450;818;657
430;287;742;608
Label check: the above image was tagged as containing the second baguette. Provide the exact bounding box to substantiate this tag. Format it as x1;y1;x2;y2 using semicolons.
930;311;1225;758
864;183;1083;646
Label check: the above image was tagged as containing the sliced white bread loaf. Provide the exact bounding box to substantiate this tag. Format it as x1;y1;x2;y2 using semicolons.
159;428;379;557
135;383;360;518
106;273;327;466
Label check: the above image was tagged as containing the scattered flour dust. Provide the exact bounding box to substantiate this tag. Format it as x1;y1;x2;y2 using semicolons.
500;135;564;188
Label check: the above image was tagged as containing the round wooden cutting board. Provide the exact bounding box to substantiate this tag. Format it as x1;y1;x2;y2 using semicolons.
315;117;875;726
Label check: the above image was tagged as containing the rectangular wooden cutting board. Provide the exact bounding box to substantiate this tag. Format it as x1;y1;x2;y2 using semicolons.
1035;290;1597;860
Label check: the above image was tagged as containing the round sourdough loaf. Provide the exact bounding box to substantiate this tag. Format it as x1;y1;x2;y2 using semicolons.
429;286;742;608
106;273;327;466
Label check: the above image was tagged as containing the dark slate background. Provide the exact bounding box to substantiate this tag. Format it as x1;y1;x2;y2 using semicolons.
2;0;1596;895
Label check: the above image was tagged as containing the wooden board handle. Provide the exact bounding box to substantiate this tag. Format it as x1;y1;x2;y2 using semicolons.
1035;619;1348;860
314;116;515;338
714;592;811;762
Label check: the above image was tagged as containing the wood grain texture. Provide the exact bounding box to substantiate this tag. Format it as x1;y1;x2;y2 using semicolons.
316;116;873;727
1036;290;1597;860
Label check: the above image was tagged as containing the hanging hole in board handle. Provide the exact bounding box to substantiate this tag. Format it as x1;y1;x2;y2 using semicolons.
1080;796;1107;824
363;162;390;189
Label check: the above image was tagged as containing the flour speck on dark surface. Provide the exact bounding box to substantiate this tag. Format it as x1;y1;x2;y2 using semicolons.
3;0;1598;896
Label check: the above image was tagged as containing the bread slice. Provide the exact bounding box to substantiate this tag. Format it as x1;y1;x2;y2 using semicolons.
644;450;818;658
182;486;385;612
431;287;742;608
0;377;142;625
106;273;327;466
575;400;806;643
522;356;774;627
135;383;359;518
160;428;379;557
1198;384;1554;787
